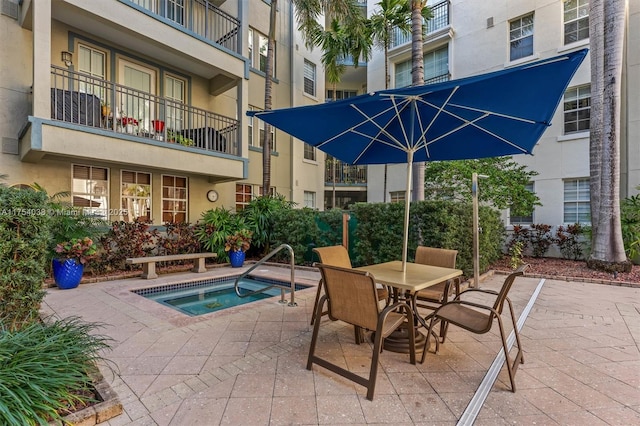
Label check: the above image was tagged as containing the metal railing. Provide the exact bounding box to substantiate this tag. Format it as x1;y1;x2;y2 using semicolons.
390;1;450;49
425;72;451;85
233;244;297;307
128;0;240;53
325;158;367;185
50;66;239;155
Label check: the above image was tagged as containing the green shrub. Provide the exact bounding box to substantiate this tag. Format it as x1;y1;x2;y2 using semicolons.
271;208;320;264
621;192;640;260
0;186;51;331
240;195;294;254
195;207;246;261
98;220;159;271
0;317;111;425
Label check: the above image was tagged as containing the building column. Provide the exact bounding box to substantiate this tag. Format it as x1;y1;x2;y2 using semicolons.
32;0;52;119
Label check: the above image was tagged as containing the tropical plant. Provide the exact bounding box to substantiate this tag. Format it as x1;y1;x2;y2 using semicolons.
240;194;294;254
195;207;246;260
529;223;553;258
0;317;112;425
0;186;51;331
620;191;640;260
98;220;159;271
166;130;194;147
54;237;98;265
555;223;586;260
587;0;629;271
224;229;253;253
508;240;525;270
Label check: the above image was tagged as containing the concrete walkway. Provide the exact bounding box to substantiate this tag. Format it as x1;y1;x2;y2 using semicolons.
42;265;640;425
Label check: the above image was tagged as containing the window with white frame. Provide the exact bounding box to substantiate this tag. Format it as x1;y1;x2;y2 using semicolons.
564;0;589;44
326;89;357;101
167;0;185;25
72;165;109;220
509;13;534;61
247;106;254;147
236;184;253;211
509;182;534;225
390;191;406;203
304;191;316;208
259;119;276;150
77;44;106;100
258;32;269;73
564;178;590;224
394;60;411;88
248;29;273;74
424;46;449;84
564;84;590;134
304;60;316;96
304;143;316;161
165;75;185;131
162;175;187;223
248;28;254;65
121;171;151;222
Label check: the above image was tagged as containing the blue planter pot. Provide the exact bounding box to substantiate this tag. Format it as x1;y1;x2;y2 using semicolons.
229;250;245;268
52;258;84;289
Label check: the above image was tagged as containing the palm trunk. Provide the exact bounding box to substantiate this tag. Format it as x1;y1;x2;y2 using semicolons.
588;0;629;270
410;0;425;202
262;0;278;195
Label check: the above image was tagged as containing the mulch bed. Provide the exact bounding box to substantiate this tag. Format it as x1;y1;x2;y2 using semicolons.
489;255;640;286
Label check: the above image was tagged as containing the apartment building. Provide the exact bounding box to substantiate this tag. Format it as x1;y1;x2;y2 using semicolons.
0;0;326;224
365;0;639;228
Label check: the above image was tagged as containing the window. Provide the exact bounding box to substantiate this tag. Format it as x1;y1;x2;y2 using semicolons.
564;84;590;134
564;0;589;44
259;119;276;150
564;178;590;224
390;191;406;203
236;184;253;211
162;175;187;223
77;44;106;99
394;60;411;88
248;28;253;65
121;171;151;222
248;106;254;147
258;33;269;73
165;75;185;131
510;182;534;225
424;46;449;84
304;143;316;161
304;60;316;96
304;191;316;208
72;165;109;220
326;90;357;101
509;13;534;61
259;186;275;197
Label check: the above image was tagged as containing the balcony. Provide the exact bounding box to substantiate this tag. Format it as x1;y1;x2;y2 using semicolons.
390;1;450;49
20;66;245;181
128;0;240;53
325;157;367;186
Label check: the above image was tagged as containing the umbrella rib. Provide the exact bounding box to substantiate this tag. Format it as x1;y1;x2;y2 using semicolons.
446;103;541;124
416;87;460;157
349;101;412;150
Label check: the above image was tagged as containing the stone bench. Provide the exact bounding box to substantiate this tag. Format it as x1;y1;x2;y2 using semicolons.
125;252;217;279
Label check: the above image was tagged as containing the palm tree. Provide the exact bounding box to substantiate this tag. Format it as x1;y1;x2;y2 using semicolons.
410;0;432;202
262;0;278;195
369;0;412;202
587;0;630;271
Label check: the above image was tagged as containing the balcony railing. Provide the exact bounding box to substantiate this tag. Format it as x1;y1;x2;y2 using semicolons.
50;66;239;155
128;0;240;53
425;72;450;85
325;158;367;185
390;1;450;49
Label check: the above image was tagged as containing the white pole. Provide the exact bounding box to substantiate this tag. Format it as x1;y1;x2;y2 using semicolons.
472;173;479;288
402;151;414;274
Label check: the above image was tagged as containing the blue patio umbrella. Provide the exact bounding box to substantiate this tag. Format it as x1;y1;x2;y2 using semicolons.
248;49;587;272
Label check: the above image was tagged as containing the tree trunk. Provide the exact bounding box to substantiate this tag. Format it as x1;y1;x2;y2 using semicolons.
587;0;630;272
410;0;425;202
262;0;278;195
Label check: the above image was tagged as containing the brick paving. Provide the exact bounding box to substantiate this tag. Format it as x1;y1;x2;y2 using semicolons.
42;265;640;425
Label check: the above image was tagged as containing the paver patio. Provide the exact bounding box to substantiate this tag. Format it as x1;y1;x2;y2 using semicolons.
42;265;640;425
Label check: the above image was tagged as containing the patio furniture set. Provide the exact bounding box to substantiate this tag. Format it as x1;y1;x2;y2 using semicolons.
306;245;527;400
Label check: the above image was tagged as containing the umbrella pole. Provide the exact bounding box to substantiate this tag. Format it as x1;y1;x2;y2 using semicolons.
402;151;414;274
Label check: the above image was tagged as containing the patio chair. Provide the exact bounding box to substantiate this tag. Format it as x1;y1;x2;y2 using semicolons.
421;265;528;392
307;263;416;400
310;246;389;329
414;246;460;342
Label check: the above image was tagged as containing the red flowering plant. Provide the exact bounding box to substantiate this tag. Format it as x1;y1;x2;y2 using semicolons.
121;117;139;126
224;229;253;253
54;237;98;265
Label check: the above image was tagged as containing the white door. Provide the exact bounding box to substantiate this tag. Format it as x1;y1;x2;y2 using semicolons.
118;60;156;132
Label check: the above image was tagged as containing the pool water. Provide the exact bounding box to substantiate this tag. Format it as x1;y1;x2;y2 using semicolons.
134;275;308;316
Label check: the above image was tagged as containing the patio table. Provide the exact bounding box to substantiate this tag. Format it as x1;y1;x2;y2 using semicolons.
356;261;463;354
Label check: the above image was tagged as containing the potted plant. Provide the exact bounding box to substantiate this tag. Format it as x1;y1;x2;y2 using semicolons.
52;237;97;289
224;229;253;267
167;130;194;147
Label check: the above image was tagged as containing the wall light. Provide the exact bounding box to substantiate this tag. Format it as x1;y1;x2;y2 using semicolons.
61;51;73;67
